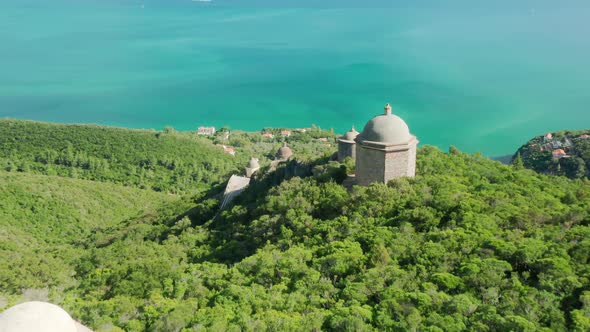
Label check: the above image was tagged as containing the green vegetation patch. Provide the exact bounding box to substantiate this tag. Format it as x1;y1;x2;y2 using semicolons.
19;146;587;332
0;171;179;296
2;120;590;331
0;119;238;194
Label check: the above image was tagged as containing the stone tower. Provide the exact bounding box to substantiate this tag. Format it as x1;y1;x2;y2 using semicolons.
337;126;359;162
245;157;260;178
275;142;293;161
355;104;418;186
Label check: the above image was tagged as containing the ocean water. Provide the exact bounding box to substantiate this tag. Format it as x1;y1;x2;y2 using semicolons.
1;0;589;156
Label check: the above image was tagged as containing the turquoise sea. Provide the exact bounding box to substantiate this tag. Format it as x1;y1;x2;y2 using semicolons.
1;0;589;156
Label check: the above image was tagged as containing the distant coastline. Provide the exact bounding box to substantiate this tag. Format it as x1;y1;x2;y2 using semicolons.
491;155;513;165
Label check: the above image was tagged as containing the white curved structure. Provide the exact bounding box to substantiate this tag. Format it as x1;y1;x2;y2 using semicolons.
0;301;91;332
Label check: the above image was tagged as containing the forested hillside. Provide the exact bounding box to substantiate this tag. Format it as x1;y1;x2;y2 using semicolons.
0;120;337;195
1;121;589;331
0;120;238;194
0;171;179;304
3;139;589;331
514;129;590;179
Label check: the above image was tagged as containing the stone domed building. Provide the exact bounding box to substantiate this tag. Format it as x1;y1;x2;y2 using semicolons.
337;126;359;162
0;301;92;332
245;157;260;178
345;103;418;186
275;142;293;161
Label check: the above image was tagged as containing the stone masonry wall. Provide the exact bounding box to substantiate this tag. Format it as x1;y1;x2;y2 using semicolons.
384;148;411;181
338;141;356;162
356;145;385;186
407;143;417;177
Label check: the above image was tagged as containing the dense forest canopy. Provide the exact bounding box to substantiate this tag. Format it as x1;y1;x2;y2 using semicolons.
1;121;589;331
0;120;336;194
0;119;239;194
0;171;179;303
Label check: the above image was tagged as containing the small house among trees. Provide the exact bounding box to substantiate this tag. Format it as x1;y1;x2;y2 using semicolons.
197;126;216;135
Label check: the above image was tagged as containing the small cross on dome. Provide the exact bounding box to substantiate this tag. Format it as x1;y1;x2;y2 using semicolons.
384;103;392;115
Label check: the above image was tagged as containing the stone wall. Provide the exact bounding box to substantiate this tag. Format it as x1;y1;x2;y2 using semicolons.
384;141;418;180
384;148;411;180
338;141;356;162
356;139;418;186
355;145;385;186
407;142;417;176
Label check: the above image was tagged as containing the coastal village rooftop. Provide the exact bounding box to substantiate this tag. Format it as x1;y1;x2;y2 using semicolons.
197;126;216;135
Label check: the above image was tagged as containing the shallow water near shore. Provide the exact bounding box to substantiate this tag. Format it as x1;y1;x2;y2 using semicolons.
1;0;589;156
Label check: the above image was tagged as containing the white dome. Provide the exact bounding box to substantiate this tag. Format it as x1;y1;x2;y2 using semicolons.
358;104;412;144
247;157;260;169
0;302;78;332
341;126;359;141
276;143;293;160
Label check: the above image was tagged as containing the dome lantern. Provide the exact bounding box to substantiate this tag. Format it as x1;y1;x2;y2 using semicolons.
384;103;392;115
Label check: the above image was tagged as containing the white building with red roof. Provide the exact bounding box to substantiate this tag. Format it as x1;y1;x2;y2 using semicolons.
197;126;216;135
261;133;274;139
